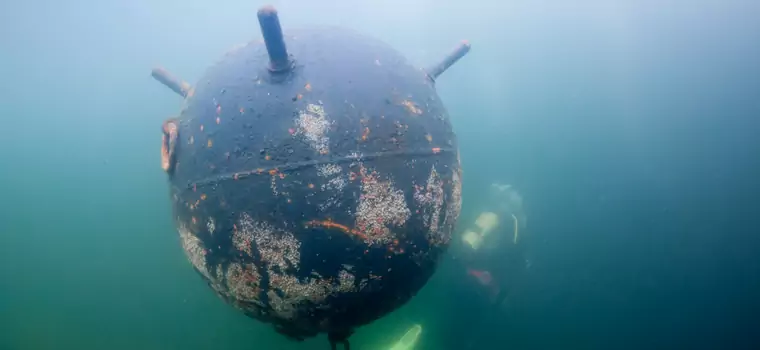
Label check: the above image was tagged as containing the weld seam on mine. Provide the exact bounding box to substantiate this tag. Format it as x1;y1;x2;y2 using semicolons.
184;147;456;190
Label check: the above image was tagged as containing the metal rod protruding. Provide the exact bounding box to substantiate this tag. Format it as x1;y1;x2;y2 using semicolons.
257;5;293;73
151;67;191;98
426;40;472;81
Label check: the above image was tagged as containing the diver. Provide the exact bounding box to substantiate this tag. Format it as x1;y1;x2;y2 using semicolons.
439;182;530;349
456;182;529;310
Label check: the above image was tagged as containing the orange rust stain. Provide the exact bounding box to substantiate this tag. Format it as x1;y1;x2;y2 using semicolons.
306;220;368;240
268;169;278;176
361;127;370;141
401;100;422;115
200;194;207;200
207;139;213;148
308;183;314;189
432;147;441;154
304;83;312;91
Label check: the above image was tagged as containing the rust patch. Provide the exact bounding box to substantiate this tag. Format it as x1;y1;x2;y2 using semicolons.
401;100;422;115
306;220;368;241
161;119;178;172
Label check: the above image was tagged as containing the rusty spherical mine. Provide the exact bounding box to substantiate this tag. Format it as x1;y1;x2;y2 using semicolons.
157;9;467;342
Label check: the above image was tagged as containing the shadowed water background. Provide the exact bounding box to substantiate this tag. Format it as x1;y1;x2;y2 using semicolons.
1;0;759;349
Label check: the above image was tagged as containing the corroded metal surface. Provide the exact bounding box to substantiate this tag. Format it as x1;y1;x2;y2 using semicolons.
160;24;464;341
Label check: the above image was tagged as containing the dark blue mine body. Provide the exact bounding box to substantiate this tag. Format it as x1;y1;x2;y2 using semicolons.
153;7;469;346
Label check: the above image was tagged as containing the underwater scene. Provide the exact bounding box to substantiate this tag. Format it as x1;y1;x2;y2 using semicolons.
1;0;759;349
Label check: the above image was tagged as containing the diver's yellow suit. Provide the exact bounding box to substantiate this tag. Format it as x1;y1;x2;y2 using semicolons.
461;183;525;251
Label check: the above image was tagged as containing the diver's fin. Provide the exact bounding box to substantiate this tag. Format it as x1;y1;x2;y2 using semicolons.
388;324;422;350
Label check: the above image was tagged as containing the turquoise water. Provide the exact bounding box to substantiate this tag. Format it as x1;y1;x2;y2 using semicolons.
2;1;760;349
